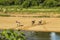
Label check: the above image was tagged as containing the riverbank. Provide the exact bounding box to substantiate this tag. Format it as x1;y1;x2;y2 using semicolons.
0;17;60;32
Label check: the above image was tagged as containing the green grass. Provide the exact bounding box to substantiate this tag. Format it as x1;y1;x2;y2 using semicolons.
0;14;11;17
0;6;60;13
0;6;60;17
32;16;50;18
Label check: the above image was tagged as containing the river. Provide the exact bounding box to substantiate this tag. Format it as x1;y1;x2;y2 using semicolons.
0;30;60;40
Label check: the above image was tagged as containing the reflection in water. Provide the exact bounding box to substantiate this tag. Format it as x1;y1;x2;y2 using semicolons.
56;33;60;40
22;31;60;40
23;31;50;40
50;32;56;40
33;32;50;40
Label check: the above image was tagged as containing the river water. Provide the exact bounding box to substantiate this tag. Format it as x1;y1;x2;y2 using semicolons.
24;31;50;40
23;31;60;40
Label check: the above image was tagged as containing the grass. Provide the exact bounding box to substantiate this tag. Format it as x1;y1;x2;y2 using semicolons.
32;16;50;18
0;6;60;17
0;6;60;13
0;14;11;17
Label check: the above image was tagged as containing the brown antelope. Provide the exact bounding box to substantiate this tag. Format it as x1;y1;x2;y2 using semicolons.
38;20;42;25
38;20;46;25
16;21;23;27
16;21;20;27
32;20;35;25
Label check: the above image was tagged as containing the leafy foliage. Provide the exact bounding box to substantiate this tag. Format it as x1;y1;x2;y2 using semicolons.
0;0;60;8
0;30;26;40
43;0;57;7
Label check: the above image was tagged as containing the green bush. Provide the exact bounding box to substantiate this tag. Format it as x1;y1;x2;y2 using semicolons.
43;0;58;8
0;0;60;8
0;30;26;40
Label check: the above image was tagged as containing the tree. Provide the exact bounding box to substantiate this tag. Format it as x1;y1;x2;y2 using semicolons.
21;0;31;8
43;0;57;7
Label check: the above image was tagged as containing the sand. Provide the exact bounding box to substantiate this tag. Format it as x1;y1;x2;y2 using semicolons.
0;17;60;32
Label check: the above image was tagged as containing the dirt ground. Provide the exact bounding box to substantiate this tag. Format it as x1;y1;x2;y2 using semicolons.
0;17;60;32
0;12;60;32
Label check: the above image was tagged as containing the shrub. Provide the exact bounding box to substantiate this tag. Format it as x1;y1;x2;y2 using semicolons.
0;30;26;40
